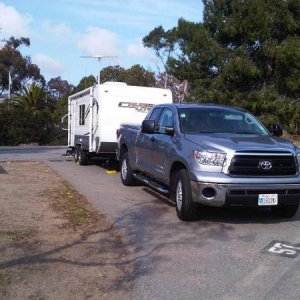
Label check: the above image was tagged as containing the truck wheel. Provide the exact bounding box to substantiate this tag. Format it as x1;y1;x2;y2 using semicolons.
171;169;197;221
120;152;136;186
78;149;88;165
271;203;299;218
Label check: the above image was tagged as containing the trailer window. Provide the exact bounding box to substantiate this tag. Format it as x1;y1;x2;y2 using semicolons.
79;104;85;126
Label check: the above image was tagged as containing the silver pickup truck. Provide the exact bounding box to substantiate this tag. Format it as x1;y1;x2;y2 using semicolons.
117;103;300;221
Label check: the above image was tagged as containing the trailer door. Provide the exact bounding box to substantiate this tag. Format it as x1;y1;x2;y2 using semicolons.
70;100;76;146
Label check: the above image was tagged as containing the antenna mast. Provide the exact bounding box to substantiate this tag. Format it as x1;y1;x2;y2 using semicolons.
80;55;117;85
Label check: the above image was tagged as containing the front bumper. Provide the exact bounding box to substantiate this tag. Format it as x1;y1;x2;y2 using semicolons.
191;181;300;207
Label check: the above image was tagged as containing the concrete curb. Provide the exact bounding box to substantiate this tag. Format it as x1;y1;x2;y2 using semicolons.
0;146;67;151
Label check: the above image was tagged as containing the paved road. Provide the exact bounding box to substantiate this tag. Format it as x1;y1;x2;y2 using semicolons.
1;146;300;299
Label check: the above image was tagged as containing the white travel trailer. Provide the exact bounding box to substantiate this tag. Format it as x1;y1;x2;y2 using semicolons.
66;82;172;164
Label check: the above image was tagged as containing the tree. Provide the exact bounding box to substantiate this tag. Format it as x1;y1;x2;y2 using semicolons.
143;25;177;87
101;65;126;82
47;76;74;101
125;65;155;87
156;73;189;102
72;75;96;94
9;83;55;145
14;83;49;114
0;37;45;97
143;0;300;133
83;65;156;87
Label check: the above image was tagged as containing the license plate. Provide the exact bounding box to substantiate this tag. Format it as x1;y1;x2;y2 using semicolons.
258;194;278;206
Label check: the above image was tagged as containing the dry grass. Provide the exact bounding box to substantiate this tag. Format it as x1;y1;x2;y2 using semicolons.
50;182;109;230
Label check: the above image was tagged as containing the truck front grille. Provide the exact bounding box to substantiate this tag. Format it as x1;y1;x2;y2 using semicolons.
229;153;297;176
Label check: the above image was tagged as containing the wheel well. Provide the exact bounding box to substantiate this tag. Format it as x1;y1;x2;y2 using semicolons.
169;161;187;185
119;144;128;158
170;162;186;175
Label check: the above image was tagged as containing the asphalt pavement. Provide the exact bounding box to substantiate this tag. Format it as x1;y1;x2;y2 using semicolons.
1;146;299;300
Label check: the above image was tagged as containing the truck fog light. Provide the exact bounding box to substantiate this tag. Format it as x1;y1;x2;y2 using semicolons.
202;187;216;199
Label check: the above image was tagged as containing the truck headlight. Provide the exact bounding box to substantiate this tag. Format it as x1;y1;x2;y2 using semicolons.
194;150;226;166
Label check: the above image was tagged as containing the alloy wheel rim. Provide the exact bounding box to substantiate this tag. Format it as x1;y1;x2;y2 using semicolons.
176;179;183;211
121;159;128;180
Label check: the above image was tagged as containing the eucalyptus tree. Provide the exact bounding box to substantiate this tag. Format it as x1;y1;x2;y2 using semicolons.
143;0;300;133
0;37;44;97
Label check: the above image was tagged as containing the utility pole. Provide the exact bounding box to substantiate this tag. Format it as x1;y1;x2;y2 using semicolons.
0;28;10;100
80;55;117;85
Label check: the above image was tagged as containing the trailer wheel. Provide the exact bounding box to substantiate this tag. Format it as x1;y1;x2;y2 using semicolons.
171;169;197;221
271;203;299;218
74;146;80;163
78;148;88;165
120;152;136;186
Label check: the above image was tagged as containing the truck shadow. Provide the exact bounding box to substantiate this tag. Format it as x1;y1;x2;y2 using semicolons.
196;205;300;224
141;185;300;224
1;192;298;297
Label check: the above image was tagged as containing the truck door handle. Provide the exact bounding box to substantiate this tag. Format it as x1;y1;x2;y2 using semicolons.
150;136;155;142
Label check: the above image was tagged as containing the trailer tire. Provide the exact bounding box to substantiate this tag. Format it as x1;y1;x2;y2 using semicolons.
120;152;136;186
78;148;88;166
271;203;299;218
171;169;197;221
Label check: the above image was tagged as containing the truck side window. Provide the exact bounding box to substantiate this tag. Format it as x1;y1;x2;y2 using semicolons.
79;104;85;125
148;107;162;123
157;108;174;134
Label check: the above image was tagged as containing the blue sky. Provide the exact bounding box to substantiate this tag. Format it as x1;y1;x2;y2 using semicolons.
0;0;203;85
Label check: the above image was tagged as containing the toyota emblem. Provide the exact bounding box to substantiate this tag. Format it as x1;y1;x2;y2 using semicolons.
259;160;272;170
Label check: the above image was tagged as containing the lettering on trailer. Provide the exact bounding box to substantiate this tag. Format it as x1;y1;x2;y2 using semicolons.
262;240;300;258
118;102;154;113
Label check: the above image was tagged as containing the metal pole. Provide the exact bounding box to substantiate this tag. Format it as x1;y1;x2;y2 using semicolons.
98;58;101;85
8;70;11;99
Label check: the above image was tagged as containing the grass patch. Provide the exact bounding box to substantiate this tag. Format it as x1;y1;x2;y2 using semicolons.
0;229;35;242
50;182;108;230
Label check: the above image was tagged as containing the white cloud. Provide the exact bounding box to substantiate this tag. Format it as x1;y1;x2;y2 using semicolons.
127;42;148;57
33;54;65;75
0;2;32;37
42;21;75;42
77;27;118;56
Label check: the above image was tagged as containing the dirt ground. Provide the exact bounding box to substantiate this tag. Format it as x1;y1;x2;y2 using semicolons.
0;161;134;300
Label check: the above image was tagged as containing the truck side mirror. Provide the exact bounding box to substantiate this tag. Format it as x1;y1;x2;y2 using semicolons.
142;120;155;134
271;124;283;137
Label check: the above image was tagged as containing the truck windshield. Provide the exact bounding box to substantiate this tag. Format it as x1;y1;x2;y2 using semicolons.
178;108;269;135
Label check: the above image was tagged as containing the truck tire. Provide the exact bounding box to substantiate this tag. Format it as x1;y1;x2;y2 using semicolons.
171;169;197;221
78;148;88;166
120;152;136;186
271;203;299;218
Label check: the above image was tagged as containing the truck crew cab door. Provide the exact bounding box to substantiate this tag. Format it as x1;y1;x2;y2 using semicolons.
150;108;174;181
135;107;162;174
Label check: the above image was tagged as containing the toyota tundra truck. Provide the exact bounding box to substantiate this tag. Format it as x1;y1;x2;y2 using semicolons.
117;103;300;221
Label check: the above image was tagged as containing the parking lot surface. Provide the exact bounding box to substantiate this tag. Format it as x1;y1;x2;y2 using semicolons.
1;146;300;300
